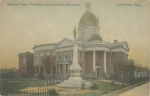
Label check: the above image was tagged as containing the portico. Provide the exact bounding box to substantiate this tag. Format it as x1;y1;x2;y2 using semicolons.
83;45;109;79
92;50;107;74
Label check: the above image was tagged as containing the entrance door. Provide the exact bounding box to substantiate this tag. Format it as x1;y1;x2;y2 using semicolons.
96;66;100;78
40;66;43;74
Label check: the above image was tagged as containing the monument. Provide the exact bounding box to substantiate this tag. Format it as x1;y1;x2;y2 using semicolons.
59;27;91;88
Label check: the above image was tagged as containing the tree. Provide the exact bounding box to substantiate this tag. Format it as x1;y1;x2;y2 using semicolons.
125;59;135;84
134;65;149;78
134;64;142;78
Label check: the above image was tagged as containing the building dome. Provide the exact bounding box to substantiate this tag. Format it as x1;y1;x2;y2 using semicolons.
78;2;99;27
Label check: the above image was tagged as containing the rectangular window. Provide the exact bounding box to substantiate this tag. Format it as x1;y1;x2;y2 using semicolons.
58;52;62;60
53;66;56;74
57;53;59;60
59;55;61;59
112;52;116;60
47;67;50;74
66;65;68;73
46;56;50;64
65;52;68;60
72;51;73;58
40;51;44;56
80;51;82;59
53;55;55;61
35;52;38;57
62;52;65;60
60;65;63;73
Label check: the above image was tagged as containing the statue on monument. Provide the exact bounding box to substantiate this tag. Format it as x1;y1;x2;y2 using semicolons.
73;26;77;39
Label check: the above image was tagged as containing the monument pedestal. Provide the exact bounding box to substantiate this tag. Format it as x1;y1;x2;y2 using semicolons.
60;78;91;88
59;65;91;88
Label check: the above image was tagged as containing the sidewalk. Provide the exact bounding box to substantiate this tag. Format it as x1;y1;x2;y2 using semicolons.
102;81;149;96
118;82;149;96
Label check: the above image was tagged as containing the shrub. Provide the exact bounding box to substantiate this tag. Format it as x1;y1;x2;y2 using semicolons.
48;89;59;96
37;74;44;79
22;74;27;78
111;80;114;86
1;71;19;79
90;83;98;90
81;83;85;89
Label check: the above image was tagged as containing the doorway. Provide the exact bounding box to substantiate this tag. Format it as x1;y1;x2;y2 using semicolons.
96;66;100;78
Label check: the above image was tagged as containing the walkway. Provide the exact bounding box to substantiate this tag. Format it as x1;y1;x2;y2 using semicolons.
118;82;149;96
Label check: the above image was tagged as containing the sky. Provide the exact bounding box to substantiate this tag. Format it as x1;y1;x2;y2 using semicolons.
0;0;150;69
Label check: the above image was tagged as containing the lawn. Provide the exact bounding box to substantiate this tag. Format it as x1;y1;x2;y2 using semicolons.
1;78;46;95
1;78;128;96
69;80;128;96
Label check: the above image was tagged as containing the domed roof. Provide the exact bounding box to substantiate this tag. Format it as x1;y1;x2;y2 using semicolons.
88;34;103;42
79;12;99;27
78;2;99;27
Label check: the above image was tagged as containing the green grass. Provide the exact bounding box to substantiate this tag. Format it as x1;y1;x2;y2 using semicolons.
1;78;46;95
1;78;128;96
94;80;126;92
76;80;128;96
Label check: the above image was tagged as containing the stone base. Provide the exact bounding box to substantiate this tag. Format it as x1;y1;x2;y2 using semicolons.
58;77;92;88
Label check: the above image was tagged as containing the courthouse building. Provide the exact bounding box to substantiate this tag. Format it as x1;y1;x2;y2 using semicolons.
18;3;129;80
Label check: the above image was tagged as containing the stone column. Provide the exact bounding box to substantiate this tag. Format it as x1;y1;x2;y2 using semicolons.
104;51;107;74
25;67;27;74
34;67;36;74
93;50;96;72
38;66;41;74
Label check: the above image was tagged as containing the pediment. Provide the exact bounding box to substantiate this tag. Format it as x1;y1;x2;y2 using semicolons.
55;38;73;48
123;43;129;51
110;41;129;52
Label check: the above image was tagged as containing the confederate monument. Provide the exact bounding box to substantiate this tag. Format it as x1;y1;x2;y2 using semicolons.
59;27;91;88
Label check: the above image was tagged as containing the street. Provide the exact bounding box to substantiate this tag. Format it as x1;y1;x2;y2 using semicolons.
118;82;150;96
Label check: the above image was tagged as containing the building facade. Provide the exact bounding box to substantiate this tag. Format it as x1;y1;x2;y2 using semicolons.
18;52;34;77
19;3;129;80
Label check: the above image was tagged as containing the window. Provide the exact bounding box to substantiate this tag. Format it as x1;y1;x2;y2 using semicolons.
40;51;44;56
46;56;50;64
58;53;62;60
60;65;63;73
35;52;38;57
65;53;68;60
46;67;50;74
112;52;116;60
59;55;61;59
40;66;44;74
48;49;50;53
66;65;68;73
57;52;61;60
36;67;38;74
96;63;99;66
80;51;82;59
53;55;55;61
53;66;56;74
23;58;26;64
